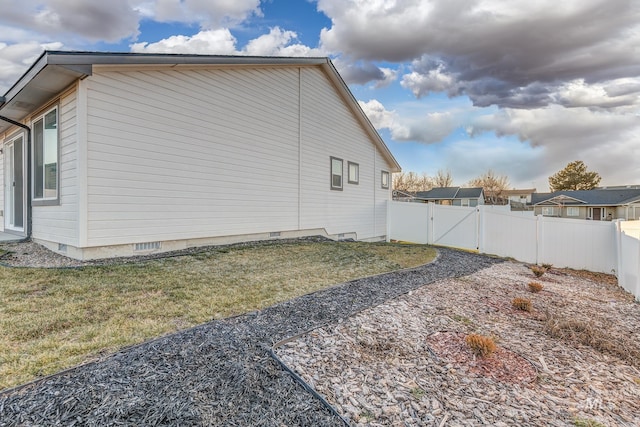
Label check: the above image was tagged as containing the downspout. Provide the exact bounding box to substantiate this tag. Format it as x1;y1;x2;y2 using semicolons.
0;113;32;238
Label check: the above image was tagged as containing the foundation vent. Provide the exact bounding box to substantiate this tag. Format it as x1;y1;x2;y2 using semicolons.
269;232;281;237
134;241;161;252
58;243;67;252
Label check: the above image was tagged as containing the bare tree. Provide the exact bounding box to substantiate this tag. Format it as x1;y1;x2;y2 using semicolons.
433;169;453;187
393;171;433;193
468;170;510;204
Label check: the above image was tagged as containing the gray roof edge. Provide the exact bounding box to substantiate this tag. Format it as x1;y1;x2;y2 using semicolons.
2;50;329;107
45;50;330;66
1;50;49;103
620;196;640;205
533;195;587;205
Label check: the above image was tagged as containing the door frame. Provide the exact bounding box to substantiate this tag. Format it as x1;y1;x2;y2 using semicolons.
589;207;603;221
3;132;27;234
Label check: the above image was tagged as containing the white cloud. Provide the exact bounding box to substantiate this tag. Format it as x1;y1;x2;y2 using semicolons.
0;0;140;42
242;27;322;57
374;67;397;89
131;29;238;54
553;78;640;109
401;62;457;98
147;0;261;28
470;105;640;187
0;41;64;92
359;99;458;144
359;99;397;130
130;26;323;57
318;0;640;109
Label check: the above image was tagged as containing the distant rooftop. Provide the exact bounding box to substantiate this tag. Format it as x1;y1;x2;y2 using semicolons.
597;185;640;190
532;188;640;206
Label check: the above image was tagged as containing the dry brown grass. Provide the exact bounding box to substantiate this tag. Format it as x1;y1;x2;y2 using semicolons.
0;240;436;390
544;311;640;365
558;268;619;287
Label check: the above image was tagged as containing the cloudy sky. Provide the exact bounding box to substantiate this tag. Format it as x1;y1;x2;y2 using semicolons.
1;0;639;190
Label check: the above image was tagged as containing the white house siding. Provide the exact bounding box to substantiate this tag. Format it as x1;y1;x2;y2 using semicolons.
31;89;79;245
375;148;392;238
84;66;303;246
0;137;4;231
299;67;391;241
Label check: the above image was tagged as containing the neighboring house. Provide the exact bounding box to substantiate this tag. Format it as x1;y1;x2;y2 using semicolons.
532;189;640;220
482;188;536;206
0;51;400;260
502;188;536;205
597;185;640;190
412;187;484;207
391;189;416;202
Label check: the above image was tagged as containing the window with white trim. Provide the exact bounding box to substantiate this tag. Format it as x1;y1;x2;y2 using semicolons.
381;170;390;189
348;161;359;184
566;207;579;217
541;206;555;216
33;106;59;202
330;157;343;190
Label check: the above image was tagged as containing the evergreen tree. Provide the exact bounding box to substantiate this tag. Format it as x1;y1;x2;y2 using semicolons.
548;160;601;192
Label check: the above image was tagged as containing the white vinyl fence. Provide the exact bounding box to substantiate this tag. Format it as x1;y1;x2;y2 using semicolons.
617;221;640;299
387;201;640;300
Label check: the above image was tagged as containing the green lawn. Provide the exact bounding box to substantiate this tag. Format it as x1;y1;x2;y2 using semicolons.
0;240;436;390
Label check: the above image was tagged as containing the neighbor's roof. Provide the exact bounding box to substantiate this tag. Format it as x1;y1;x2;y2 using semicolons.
414;187;484;200
501;188;537;196
0;50;400;172
533;189;640;206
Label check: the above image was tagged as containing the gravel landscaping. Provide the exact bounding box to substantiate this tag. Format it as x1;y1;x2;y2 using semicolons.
0;247;499;426
277;262;640;426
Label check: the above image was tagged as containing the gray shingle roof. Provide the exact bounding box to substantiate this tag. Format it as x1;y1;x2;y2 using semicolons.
456;187;484;199
414;187;483;200
532;189;640;206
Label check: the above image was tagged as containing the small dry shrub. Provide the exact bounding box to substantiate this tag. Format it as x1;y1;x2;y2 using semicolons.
528;282;544;293
465;333;496;358
541;263;553;270
530;265;546;278
512;297;532;312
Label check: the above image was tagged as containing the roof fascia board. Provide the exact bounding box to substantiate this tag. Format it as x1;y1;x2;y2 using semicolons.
550;195;587;204
620;196;640;205
1;51;49;105
58;64;93;75
534;196;586;206
46;51;328;67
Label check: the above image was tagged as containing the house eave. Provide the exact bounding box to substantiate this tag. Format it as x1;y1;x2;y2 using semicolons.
1;52;93;134
1;51;333;133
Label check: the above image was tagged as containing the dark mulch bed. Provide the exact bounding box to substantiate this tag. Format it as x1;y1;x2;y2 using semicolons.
0;248;501;426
